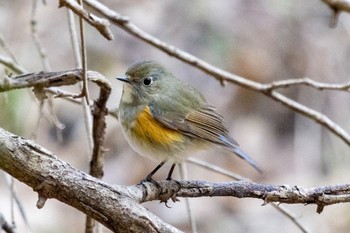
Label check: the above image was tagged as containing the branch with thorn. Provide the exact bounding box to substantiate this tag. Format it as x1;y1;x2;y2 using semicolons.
0;128;349;232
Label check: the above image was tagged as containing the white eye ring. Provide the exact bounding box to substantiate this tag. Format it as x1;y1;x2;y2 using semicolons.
143;76;154;86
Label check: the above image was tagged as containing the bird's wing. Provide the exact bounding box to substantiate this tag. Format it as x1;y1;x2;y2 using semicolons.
149;101;262;172
149;102;238;147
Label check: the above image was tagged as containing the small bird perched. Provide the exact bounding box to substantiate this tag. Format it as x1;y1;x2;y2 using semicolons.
117;60;261;181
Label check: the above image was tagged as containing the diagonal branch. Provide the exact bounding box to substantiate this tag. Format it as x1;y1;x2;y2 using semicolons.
81;0;350;146
59;0;113;40
0;127;182;233
0;55;27;74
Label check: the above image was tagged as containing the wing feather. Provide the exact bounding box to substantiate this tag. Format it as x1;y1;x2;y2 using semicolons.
149;102;238;147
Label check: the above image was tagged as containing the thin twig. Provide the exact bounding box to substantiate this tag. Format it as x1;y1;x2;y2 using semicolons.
3;174;31;233
0;55;27;74
271;204;310;233
67;6;93;155
178;163;197;233
77;0;91;106
30;0;51;71
0;211;16;233
76;1;101;232
9;177;15;232
186;158;310;232
59;0;114;40
30;100;44;140
0;34;18;64
186;158;248;181
67;9;81;67
263;78;350;92
321;0;350;27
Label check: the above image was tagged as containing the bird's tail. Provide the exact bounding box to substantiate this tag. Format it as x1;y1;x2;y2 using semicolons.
219;135;262;173
230;146;262;173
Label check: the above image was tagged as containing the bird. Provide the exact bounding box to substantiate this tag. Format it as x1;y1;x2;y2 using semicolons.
117;60;261;181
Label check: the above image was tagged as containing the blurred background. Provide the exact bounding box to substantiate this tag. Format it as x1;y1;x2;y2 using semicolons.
0;0;350;232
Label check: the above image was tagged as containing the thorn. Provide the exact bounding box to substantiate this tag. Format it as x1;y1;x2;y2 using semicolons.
36;195;47;209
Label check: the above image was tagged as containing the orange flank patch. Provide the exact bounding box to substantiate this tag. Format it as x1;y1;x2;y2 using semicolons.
134;106;183;145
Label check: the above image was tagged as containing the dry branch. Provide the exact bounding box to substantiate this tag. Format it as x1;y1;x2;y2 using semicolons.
0;55;27;74
321;0;350;26
1;127;350;232
263;78;350;92
59;0;113;40
0;69;111;179
80;0;350;147
0;128;181;233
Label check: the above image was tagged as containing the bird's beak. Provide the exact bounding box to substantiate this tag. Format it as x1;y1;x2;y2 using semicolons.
116;75;130;83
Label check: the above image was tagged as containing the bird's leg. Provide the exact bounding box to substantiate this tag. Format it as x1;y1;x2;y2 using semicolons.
166;163;176;180
143;160;166;182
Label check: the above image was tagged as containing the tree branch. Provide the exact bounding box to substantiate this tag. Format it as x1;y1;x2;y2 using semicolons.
80;0;350;147
0;127;182;233
58;0;113;40
321;0;350;27
0;55;27;74
0;69;111;181
262;78;350;92
1;127;349;233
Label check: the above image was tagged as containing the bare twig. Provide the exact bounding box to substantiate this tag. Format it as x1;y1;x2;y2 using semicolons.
0;56;100;111
321;0;350;13
0;34;18;64
82;0;350;147
187;158;310;232
76;4;102;232
0;69;111;172
0;211;16;233
263;78;350;92
67;9;81;67
187;158;250;181
321;0;350;27
178;163;197;233
77;0;91;106
66;9;94;156
3;174;32;233
30;0;51;71
59;0;114;40
48;87;83;103
271;204;310;233
0;55;27;74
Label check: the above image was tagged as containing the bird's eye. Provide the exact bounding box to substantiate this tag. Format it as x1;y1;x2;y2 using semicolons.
143;76;153;86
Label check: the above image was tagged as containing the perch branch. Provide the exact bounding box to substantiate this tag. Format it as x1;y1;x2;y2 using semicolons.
0;128;182;233
1;127;350;233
